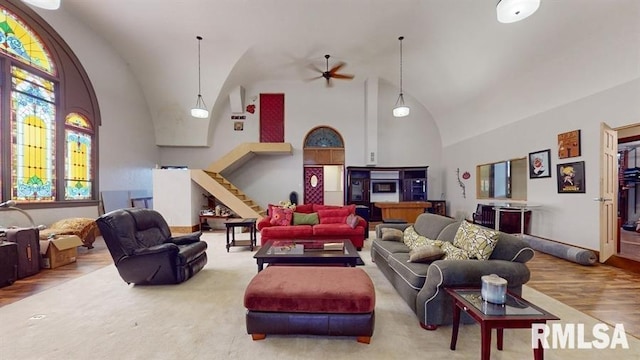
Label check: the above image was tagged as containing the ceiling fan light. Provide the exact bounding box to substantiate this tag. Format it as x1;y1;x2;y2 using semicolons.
21;0;61;10
497;0;540;23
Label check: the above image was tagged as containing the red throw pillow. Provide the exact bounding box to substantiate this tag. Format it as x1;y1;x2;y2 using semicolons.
317;208;351;224
294;204;314;214
270;207;293;226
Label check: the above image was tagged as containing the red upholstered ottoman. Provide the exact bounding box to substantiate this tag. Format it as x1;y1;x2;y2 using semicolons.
244;266;375;343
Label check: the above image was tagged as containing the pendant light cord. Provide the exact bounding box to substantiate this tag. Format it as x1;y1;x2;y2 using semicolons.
197;36;203;96
399;36;404;96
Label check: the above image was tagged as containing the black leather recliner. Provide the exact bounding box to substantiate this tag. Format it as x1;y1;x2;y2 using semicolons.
96;208;208;285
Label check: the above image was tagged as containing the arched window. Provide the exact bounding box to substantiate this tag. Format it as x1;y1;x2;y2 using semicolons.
65;113;93;200
0;2;99;205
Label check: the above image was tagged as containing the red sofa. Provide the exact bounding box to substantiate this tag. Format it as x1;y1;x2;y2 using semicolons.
257;204;366;250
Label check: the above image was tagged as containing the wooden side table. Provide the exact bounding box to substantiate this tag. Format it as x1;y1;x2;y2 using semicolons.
445;287;559;360
224;218;257;252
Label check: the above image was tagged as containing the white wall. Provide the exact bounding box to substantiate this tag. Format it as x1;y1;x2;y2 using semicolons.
152;169;207;227
444;79;640;251
19;8;159;225
158;78;445;210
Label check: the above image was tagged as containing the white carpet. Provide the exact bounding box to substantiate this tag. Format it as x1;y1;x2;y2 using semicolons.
0;232;638;360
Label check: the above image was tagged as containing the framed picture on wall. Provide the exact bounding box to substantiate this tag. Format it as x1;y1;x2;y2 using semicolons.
558;130;581;159
233;121;244;131
557;161;585;193
528;149;551;178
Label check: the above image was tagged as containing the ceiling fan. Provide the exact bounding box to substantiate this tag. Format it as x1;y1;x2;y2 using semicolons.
308;54;354;86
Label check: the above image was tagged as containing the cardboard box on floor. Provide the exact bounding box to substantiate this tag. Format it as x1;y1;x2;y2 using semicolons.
39;235;83;269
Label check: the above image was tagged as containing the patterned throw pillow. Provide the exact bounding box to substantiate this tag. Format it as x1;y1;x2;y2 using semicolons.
440;242;471;260
403;226;441;249
381;228;403;242
270;207;293;226
403;226;421;248
453;221;499;260
408;245;445;263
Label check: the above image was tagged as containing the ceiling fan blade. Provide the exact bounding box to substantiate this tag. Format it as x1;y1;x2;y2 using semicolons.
307;63;323;74
329;62;346;75
332;73;354;80
304;75;324;82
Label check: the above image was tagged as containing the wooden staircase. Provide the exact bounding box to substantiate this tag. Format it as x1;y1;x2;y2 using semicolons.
191;142;293;220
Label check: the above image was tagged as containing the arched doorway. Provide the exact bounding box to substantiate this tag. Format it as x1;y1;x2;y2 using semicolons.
302;126;345;205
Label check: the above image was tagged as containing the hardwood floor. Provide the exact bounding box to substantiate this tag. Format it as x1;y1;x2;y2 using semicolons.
1;236;639;340
620;226;640;262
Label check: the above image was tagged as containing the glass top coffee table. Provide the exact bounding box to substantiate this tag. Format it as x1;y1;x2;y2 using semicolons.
253;239;360;272
445;287;559;360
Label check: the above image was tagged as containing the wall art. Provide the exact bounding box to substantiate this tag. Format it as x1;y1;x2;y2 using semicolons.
528;149;551;178
558;130;581;159
557;161;585;193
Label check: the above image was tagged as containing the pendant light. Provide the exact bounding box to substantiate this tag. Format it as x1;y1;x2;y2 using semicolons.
21;0;61;10
496;0;540;23
393;36;410;118
190;35;209;119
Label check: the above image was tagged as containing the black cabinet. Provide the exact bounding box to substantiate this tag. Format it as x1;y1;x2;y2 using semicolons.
427;200;447;216
346;166;428;222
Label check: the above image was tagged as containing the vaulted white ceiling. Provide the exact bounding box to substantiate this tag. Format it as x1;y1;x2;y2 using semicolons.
56;0;640;146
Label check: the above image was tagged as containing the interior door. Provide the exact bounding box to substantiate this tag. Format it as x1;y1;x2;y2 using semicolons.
599;122;618;262
259;93;284;142
304;166;324;205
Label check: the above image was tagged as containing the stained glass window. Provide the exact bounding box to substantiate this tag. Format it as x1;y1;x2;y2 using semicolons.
0;8;55;75
1;4;99;205
10;66;56;201
65;113;93;200
304;127;344;148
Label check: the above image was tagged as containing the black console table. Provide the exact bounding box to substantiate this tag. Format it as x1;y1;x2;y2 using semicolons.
224;218;257;252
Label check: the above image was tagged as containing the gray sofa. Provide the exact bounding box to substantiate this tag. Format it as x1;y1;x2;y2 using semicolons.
371;213;535;330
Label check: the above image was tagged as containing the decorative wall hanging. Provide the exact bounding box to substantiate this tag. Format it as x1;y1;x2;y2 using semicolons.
558;130;581;159
233;121;244;131
557;161;585;193
456;168;466;198
528;149;551;178
246;95;257;114
462;171;471;180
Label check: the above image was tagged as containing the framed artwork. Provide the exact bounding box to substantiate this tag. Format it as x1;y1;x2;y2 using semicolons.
558;130;581;159
233;121;244;131
557;161;585;193
528;149;551;178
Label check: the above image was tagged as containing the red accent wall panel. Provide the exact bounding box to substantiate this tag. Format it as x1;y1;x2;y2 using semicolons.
260;93;284;142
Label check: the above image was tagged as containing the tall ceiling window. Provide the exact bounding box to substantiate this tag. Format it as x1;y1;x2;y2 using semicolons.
0;2;100;205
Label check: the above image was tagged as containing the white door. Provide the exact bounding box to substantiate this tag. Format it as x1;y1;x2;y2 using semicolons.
599;122;618;262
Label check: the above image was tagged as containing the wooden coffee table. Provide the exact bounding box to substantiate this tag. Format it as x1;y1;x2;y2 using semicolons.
445;287;559;360
253;239;360;272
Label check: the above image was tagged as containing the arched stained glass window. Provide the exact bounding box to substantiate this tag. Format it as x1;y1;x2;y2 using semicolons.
0;2;100;206
11;65;56;201
65;113;93;200
0;7;55;75
304;126;344;148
